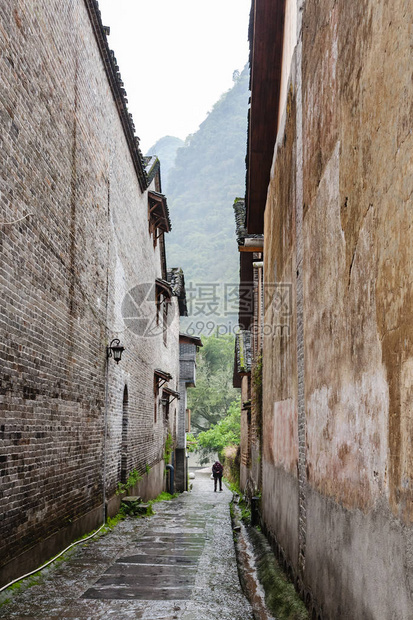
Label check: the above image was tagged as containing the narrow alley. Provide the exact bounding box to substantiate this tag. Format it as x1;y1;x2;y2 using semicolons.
2;0;413;616
0;471;253;620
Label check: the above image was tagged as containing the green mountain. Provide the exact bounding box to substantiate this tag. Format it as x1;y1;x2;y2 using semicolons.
159;66;250;329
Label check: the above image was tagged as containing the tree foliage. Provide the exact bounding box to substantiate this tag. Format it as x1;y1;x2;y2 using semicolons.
196;399;241;463
188;334;239;433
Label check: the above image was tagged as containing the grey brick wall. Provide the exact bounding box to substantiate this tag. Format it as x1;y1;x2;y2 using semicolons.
177;341;196;449
0;0;179;586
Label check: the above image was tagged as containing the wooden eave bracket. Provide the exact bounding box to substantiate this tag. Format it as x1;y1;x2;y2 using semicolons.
154;369;173;389
148;191;171;233
163;387;180;403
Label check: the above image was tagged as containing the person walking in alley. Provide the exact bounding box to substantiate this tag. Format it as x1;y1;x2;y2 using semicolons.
212;460;223;491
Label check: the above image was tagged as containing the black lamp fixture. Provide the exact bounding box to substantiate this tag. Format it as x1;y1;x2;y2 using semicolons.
107;338;125;364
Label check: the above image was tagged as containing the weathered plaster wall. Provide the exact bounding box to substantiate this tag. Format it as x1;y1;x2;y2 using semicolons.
306;490;413;619
302;0;413;523
304;143;389;510
262;75;300;573
262;0;413;616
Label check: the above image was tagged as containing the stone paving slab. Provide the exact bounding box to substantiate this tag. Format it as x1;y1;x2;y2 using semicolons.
104;565;198;576
0;471;253;619
95;574;195;587
83;586;194;600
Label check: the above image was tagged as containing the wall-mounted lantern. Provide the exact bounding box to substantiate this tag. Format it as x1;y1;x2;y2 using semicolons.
107;338;125;364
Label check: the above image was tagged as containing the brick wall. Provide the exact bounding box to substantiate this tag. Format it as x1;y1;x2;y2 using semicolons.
0;0;179;586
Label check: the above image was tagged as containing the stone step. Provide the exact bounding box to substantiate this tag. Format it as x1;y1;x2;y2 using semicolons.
121;495;142;504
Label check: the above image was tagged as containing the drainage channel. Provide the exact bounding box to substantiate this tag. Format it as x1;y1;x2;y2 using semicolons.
232;501;276;620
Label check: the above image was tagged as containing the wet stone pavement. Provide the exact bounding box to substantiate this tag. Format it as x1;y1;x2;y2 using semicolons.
0;471;254;619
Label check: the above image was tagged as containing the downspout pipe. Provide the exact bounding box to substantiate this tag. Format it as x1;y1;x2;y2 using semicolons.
166;464;174;494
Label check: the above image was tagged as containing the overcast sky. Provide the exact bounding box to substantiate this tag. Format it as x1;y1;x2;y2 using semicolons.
98;0;251;153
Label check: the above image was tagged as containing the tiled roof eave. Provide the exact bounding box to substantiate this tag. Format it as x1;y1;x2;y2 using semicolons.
149;191;172;232
84;0;148;193
144;156;161;186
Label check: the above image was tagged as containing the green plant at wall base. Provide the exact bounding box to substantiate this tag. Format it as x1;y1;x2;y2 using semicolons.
145;463;151;474
152;491;179;502
163;432;173;465
226;479;241;495
105;513;125;529
116;468;143;495
118;499;156;519
240;500;251;524
0;571;43;607
120;493;179;518
145;492;179;517
252;354;263;437
145;503;155;517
